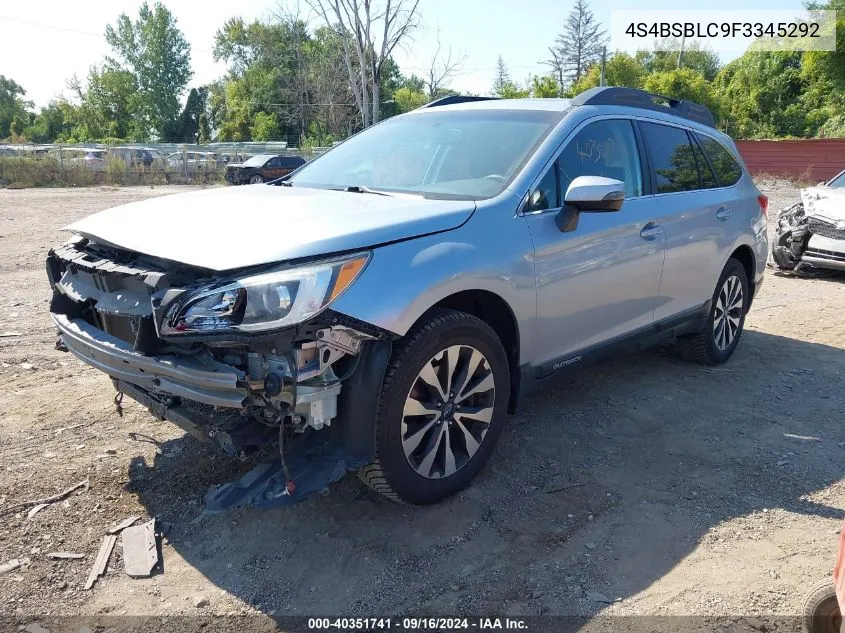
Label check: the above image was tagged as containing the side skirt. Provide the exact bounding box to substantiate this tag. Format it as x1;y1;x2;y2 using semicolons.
512;302;710;410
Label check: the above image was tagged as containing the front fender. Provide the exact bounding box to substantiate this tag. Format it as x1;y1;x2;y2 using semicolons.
329;206;537;359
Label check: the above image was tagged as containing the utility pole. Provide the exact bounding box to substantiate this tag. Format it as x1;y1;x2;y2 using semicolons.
599;46;607;86
677;34;686;69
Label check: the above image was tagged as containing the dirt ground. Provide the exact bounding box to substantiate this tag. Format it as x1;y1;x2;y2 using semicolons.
1;183;843;628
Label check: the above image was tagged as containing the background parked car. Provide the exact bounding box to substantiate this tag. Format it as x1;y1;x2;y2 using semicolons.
110;147;157;168
69;149;107;172
225;153;306;184
166;151;218;172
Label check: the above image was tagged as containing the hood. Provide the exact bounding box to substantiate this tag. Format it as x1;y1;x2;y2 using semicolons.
801;186;845;224
226;163;248;169
65;185;475;271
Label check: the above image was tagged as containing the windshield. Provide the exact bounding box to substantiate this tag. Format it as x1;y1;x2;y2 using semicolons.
828;170;845;188
288;109;562;200
244;154;273;167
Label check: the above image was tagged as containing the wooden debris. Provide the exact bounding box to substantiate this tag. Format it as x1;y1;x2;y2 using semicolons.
0;332;22;337
0;559;21;575
0;478;89;517
47;552;85;560
107;515;141;535
84;534;117;590
122;518;158;577
27;503;50;520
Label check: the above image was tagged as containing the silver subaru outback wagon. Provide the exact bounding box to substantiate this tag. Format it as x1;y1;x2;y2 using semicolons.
46;87;769;511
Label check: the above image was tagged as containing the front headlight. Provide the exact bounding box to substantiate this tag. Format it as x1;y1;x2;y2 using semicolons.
161;253;369;335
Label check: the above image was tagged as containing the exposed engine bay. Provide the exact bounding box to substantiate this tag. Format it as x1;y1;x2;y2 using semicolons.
772;186;845;276
46;236;392;512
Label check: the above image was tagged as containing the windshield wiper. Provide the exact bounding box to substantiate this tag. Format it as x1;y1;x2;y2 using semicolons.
345;185;392;196
344;185;426;199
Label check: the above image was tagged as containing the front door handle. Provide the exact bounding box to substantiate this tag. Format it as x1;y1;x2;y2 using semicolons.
716;206;732;221
640;221;663;241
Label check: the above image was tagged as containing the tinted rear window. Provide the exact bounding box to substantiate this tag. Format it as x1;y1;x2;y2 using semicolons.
696;134;743;186
691;139;718;189
639;122;701;193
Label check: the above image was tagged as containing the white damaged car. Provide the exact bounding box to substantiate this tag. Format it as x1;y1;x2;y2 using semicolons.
772;169;845;276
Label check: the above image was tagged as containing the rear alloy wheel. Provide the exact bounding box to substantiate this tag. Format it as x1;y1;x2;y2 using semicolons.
249;174;264;184
359;309;509;504
683;258;749;365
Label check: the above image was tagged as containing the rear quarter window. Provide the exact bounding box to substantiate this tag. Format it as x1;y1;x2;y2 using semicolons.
639;121;701;194
696;134;743;187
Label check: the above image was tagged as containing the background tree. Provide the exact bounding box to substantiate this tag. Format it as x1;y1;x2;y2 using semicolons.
543;48;565;96
643;68;719;119
569;52;645;94
493;55;511;96
636;40;720;81
105;1;192;140
424;29;467;98
549;0;606;86
306;0;421;127
0;76;31;140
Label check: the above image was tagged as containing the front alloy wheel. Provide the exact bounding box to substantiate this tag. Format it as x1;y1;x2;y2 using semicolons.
401;345;495;479
359;309;509;504
249;174;264;184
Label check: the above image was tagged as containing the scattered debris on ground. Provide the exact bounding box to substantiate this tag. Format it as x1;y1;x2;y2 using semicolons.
84;535;117;590
122;518;158;577
107;515;141;535
46;552;85;560
0;478;89;517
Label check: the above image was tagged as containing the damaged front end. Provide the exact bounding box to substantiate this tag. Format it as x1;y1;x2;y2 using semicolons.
772;187;845;276
47;237;391;513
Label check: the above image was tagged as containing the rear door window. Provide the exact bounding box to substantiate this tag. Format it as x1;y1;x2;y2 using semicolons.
696;134;743;186
639;122;701;193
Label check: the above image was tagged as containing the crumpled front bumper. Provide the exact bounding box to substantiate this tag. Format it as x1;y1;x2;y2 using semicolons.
52;313;247;408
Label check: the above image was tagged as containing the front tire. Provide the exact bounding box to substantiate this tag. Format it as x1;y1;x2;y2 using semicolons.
359;309;510;504
249;174;264;184
684;258;749;365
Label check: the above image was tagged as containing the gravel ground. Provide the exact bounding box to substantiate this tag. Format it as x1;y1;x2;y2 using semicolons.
0;183;843;629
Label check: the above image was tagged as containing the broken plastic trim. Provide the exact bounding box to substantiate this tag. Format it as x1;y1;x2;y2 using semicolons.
203;432;368;514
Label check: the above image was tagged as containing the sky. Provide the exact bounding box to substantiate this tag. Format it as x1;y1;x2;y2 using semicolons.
0;0;812;109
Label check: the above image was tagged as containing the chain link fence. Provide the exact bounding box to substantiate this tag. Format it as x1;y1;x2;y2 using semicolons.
0;142;334;188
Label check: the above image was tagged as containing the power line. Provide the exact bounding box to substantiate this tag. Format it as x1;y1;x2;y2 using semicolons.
0;15;102;37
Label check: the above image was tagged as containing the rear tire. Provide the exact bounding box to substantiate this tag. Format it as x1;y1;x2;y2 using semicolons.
359;309;510;504
683;258;749;365
803;583;841;633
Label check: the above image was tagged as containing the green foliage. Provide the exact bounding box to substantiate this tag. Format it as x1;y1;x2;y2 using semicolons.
0;76;31;140
713;52;807;137
531;75;561;98
393;87;429;113
636;40;720;81
250;111;281;140
569;52;645;94
105;1;193;140
643;69;718;114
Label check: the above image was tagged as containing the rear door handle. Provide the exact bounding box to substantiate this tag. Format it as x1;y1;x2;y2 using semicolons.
640;221;663;241
716;206;732;221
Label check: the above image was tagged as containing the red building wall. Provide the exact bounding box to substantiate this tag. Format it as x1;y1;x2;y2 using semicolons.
735;139;845;183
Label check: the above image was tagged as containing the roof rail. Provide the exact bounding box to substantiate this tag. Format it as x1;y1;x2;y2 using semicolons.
423;95;500;108
570;87;716;128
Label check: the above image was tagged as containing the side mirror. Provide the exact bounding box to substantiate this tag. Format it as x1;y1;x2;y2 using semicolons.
564;176;625;212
